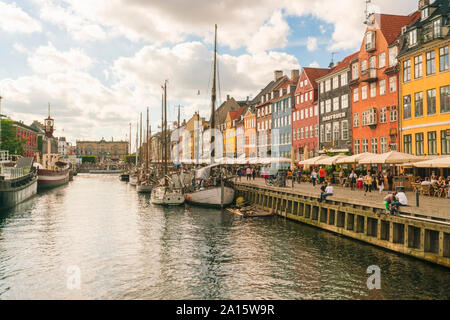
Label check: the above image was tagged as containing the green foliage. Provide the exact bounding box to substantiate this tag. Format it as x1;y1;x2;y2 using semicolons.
37;135;43;152
82;156;97;163
0;119;26;156
124;154;136;164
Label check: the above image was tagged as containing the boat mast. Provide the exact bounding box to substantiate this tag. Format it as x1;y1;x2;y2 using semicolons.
139;112;142;167
163;81;168;186
210;24;217;165
146;107;149;172
135;120;138;168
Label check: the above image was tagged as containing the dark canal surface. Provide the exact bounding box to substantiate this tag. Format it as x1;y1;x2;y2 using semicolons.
0;174;449;299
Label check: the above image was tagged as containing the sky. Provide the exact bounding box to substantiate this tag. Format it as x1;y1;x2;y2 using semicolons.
0;0;418;148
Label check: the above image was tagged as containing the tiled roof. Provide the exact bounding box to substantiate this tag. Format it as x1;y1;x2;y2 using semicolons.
330;51;359;73
229;105;247;121
378;13;420;44
302;67;330;89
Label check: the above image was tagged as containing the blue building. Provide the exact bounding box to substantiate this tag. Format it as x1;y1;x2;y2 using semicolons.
271;77;298;168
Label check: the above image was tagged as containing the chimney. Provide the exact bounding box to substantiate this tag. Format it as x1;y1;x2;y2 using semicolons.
227;94;230;101
274;70;283;81
246;96;249;102
291;69;299;80
418;0;430;9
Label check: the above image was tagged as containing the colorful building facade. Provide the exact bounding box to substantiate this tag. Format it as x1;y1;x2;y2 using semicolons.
398;0;450;156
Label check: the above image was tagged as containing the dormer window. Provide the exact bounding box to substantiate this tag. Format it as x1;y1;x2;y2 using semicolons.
421;7;429;21
409;29;417;47
365;31;376;52
434;19;441;38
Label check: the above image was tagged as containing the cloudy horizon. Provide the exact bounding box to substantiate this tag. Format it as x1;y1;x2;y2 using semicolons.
0;0;418;149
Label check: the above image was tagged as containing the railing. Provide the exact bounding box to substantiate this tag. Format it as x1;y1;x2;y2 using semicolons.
0;167;27;179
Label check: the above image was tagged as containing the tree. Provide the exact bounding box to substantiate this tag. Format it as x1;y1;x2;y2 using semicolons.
0;119;26;156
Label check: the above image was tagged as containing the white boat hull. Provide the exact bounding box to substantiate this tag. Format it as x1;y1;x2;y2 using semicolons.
129;176;138;186
186;186;235;207
151;186;185;205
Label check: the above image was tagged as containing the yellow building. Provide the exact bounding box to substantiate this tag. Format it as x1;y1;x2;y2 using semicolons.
224;106;247;158
398;0;450;156
185;112;205;160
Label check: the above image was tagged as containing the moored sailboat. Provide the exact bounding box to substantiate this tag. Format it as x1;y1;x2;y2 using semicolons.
185;25;235;208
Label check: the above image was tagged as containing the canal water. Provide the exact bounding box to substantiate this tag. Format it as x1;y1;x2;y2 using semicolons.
0;174;449;300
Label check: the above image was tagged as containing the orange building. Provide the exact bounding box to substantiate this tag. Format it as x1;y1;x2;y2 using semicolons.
350;12;419;154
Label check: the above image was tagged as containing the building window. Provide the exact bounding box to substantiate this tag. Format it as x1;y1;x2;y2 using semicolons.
426;51;435;75
362;86;368;100
352;63;359;80
389;47;398;67
341;73;347;86
333;97;339;111
379;52;386;68
341;94;348;109
353;88;359;102
301;110;304;119
379;80;386;95
341;120;348;141
439;46;449;72
441;86;450;113
434;19;441;38
380;137;388;154
414;55;423;79
441;130;450;155
362;139;369;153
333;122;340;141
320;82;324;93
428;131;437;155
325;123;332;142
319;125;324;142
415;92;423;117
404;134;412;154
370;82;376;98
371;138;378;154
354;140;360;154
305;126;309;139
309;107;313;118
315;124;319;137
403;95;412;119
403;60;411;82
325;79;331;92
320;102;324;114
353;113;359;127
309;91;313;101
427;89;436;115
380;107;387;123
333;76;339;89
301;128;304;139
361;60;368;74
409;29;417;46
389;76;397;92
325;99;331;113
421;7;429;20
314;105;318;116
415;133;424;156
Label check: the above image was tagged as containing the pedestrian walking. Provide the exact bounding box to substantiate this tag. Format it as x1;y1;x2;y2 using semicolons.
377;171;385;194
297;169;302;184
246;167;251;181
311;169;317;187
364;173;373;195
318;167;326;184
387;171;394;191
252;167;256;180
349;170;357;191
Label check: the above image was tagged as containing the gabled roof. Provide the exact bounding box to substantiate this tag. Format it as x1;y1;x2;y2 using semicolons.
316;51;359;82
300;67;330;90
228;105;247;121
410;0;449;29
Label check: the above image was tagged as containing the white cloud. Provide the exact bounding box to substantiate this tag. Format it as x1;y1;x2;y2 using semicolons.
247;11;290;54
0;1;42;34
306;37;318;52
309;61;319;68
13;43;28;54
28;42;93;74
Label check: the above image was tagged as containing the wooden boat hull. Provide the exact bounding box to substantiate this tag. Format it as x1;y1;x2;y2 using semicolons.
151;186;185;205
37;168;70;189
185;186;235;207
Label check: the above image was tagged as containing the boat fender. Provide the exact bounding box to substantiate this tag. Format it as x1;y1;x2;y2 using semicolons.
185;195;191;201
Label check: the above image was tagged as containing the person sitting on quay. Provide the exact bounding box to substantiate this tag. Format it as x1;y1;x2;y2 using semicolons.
390;191;408;215
383;192;395;214
319;183;334;202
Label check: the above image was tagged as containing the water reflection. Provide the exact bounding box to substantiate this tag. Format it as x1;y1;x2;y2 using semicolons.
0;174;449;299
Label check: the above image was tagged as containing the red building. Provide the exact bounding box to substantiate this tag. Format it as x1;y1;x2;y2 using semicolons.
293;67;330;160
350;12;419;154
13;121;39;158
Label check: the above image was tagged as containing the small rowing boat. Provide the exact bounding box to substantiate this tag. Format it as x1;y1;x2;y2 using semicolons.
226;206;273;218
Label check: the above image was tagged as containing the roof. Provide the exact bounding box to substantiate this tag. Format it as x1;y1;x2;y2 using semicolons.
410;0;449;29
316;51;359;81
378;13;420;44
228;105;247;121
302;67;330;89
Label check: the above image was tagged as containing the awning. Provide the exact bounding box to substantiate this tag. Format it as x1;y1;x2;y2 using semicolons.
298;155;328;165
359;151;423;165
315;154;347;165
409;156;450;168
336;152;376;164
